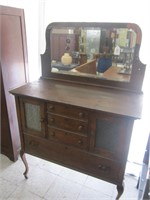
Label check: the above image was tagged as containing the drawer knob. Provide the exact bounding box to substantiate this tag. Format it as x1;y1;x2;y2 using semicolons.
50;131;55;136
78;139;83;145
91;131;95;136
98;164;110;172
29;141;39;147
78;125;83;131
79;112;84;118
49;118;55;123
49;105;54;110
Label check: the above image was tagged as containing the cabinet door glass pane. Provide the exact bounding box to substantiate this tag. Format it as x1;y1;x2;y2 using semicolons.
25;103;41;131
95;119;119;152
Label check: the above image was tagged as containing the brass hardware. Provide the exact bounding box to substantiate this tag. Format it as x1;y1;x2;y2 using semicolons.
98;164;110;172
49;105;54;110
29;141;39;147
50;131;55;136
91;131;95;136
79;112;84;118
78;125;83;131
78;139;83;145
49;118;55;123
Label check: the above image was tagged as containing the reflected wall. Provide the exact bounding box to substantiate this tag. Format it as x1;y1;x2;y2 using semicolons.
50;25;137;82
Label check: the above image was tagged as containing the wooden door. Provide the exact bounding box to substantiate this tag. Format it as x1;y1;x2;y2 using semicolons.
89;111;134;162
0;6;28;161
20;97;47;138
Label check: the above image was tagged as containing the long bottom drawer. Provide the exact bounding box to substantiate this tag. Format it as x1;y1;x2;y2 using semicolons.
24;134;123;185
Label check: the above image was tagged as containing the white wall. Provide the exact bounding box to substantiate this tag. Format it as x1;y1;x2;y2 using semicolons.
0;0;41;81
1;0;149;80
42;0;150;165
41;0;150;64
1;0;150;167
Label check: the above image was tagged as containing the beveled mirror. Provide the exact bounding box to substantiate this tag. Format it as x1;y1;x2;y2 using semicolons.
41;22;146;92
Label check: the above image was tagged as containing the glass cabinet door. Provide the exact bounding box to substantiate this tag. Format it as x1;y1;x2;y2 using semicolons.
20;98;46;137
89;112;134;161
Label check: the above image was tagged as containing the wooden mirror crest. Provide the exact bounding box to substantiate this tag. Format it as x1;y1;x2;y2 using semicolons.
41;22;146;92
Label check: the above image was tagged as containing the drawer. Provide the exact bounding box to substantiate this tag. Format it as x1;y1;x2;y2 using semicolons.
82;155;122;182
24;134;64;163
48;127;88;150
47;102;88;121
24;134;123;185
62;147;122;183
48;114;88;134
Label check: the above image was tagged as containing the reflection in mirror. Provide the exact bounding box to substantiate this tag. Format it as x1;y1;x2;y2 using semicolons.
50;26;137;82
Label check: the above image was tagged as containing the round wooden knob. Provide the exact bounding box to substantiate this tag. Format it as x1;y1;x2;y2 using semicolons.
79;112;84;118
98;164;110;172
29;141;39;147
78;139;83;145
49;105;54;110
50;118;55;123
50;131;55;136
78;125;83;131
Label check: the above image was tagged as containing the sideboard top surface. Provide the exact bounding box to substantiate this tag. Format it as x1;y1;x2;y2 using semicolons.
10;78;144;119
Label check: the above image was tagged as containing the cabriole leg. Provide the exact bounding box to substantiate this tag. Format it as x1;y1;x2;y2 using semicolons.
116;182;124;199
20;150;29;179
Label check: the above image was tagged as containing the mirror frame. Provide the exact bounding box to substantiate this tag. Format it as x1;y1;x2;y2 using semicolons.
41;22;146;93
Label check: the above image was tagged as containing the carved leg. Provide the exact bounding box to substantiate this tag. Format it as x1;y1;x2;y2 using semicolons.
20;150;29;179
116;182;124;199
